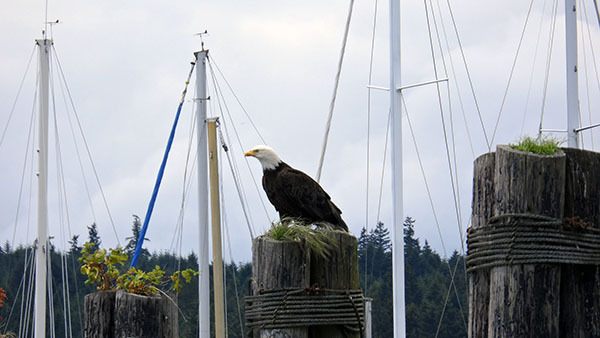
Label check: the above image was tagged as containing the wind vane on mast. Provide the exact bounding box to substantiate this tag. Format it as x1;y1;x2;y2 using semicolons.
45;19;60;39
194;30;209;51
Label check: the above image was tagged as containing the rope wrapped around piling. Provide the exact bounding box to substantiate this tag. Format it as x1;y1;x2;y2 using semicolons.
245;287;364;332
467;213;600;272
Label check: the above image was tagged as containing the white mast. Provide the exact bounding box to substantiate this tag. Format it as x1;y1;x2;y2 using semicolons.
34;37;51;338
195;48;210;338
389;0;406;337
565;0;580;148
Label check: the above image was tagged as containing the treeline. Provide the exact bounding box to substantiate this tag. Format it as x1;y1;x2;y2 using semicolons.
0;216;467;337
359;217;467;337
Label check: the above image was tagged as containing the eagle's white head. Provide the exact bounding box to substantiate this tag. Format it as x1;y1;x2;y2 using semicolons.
244;145;282;170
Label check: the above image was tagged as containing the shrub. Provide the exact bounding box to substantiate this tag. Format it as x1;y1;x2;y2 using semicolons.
79;242;197;296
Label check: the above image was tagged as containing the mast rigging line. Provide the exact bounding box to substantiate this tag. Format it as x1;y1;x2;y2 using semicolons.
581;0;600;147
209;56;267;145
416;0;471;332
207;58;272;228
220;168;246;338
423;0;466;257
10;77;38;249
403;96;467;334
579;0;594;149
428;0;465;235
490;0;536;145
218;125;256;239
168;95;198;256
54;50;99;224
53;44;88;332
363;0;379;294
130;61;196;267
594;0;600;29
3;248;33;336
421;0;468;330
52;71;78;338
521;0;550;136
4;70;37;335
432;0;475;159
444;0;491;151
53;46;120;245
0;45;36;151
207;60;258;238
316;0;356;182
538;0;560;137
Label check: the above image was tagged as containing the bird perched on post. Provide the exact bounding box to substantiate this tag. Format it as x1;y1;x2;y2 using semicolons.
244;145;348;231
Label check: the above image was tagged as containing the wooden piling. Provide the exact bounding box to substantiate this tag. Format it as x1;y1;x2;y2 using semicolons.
488;145;564;337
84;290;116;338
251;238;310;338
309;232;360;338
468;146;600;337
468;152;494;338
250;231;360;338
560;148;600;337
84;290;177;338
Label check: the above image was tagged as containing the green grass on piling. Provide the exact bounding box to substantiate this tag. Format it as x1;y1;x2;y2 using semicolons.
510;136;561;155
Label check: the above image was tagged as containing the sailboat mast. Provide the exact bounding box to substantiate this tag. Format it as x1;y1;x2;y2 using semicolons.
34;37;51;338
565;0;580;148
195;49;210;338
389;0;406;337
207;118;226;338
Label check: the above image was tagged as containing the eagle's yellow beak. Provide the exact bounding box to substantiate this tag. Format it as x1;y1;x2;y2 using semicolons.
244;150;256;157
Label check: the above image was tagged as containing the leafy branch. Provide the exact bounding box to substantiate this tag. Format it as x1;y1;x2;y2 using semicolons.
79;242;198;296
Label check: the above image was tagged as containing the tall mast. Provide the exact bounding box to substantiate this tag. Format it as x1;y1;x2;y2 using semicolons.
195;49;210;338
389;0;406;337
34;37;51;338
565;0;580;148
207;118;226;338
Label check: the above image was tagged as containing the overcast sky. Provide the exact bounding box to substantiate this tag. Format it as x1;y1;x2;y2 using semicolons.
1;0;599;263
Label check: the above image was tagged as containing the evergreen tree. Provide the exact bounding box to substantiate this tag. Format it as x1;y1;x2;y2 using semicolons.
68;235;81;255
0;216;469;337
3;241;11;254
125;215;149;257
370;221;391;279
87;223;101;251
372;221;391;252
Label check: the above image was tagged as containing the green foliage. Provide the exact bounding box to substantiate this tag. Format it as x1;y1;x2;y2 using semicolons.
265;218;337;259
116;266;163;296
79;242;197;297
510;136;561;155
79;242;128;290
170;269;199;293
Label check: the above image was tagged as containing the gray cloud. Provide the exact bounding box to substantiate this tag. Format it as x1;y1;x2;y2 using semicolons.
1;0;599;263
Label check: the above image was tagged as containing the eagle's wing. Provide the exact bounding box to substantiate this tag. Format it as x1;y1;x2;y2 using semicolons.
279;166;345;226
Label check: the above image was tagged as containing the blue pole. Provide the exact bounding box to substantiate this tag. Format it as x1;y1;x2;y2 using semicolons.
130;62;196;267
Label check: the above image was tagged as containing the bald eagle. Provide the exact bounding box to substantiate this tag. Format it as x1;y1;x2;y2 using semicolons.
244;145;348;231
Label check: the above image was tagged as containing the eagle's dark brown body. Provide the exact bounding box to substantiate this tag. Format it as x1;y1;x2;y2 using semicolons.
262;162;348;231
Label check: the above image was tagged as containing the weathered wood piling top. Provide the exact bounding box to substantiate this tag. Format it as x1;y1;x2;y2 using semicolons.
468;145;600;338
248;230;363;338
